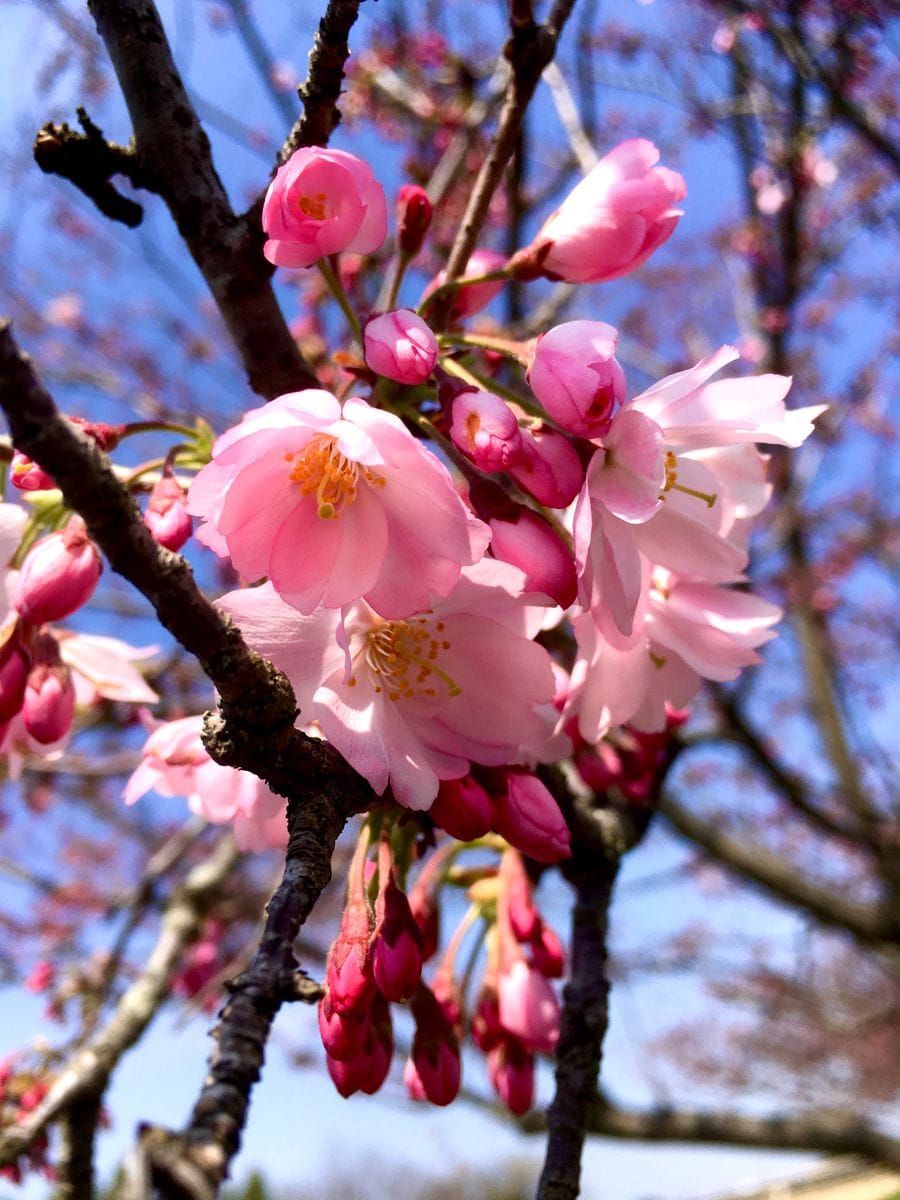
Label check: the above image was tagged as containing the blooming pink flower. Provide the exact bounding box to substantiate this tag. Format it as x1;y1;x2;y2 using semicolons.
219;559;557;810
56;632;159;706
188;390;488;619
449;390;522;472
262;146;387;269
569;570;782;737
13;517;102;627
364;309;438;384
522;139;686;284
527;320;626;438
123;715;287;852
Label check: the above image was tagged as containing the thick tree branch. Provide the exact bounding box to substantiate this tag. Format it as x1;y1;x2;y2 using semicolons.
525;1093;900;1171
536;847;620;1200
658;789;898;956
281;0;363;161
80;0;316;398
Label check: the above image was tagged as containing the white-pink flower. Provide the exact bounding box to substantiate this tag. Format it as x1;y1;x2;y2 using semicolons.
219;560;557;811
124;715;287;853
262;147;387;269
568;569;782;737
187;390;489;619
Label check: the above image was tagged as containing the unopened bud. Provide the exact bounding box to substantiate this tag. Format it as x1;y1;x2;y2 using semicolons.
13;516;102;626
144;477;192;552
396;185;432;258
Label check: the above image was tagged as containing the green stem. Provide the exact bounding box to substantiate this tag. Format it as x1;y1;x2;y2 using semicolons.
318;257;363;346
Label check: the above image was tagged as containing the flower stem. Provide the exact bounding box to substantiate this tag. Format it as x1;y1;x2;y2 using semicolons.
318;257;363;347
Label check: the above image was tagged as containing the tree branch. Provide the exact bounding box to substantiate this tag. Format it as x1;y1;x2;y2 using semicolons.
81;0;317;398
281;0;363;161
658;788;898;957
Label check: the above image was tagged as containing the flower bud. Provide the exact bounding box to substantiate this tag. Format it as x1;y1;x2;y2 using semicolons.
0;628;30;723
22;635;75;744
487;507;577;609
364;309;438;385
470;984;504;1053
449;390;522;473
497;957;560;1055
528;320;626;438
13;517;102;626
396;184;433;257
325;898;376;1014
488;1038;535;1115
371;872;424;1002
407;983;462;1106
509;425;585;508
144;477;192;552
528;921;566;979
491;770;571;864
407;877;440;963
429;776;495;842
425;248;507;319
318;992;370;1062
10;452;55;492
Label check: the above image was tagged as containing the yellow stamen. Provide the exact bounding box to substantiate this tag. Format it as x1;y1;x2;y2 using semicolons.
364;616;461;703
298;192;328;220
287;434;383;520
661;450;717;508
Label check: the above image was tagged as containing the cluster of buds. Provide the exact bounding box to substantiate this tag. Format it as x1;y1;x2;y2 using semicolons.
319;818;566;1116
0;515;102;746
320;828;461;1104
570;706;689;804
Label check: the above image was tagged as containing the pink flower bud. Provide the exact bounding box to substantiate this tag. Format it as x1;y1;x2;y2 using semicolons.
22;636;75;744
364;309;438;385
517;139;686;284
431;964;464;1034
425;248;507;319
470;985;504;1052
492;770;571;864
505;866;539;943
13;517;102;626
0;630;30;723
487;508;577;609
371;873;424;1002
262;146;388;269
509;425;585;508
357;993;394;1095
407;878;440;963
429;776;495;841
488;1038;535;1116
10;452;55;492
497;957;560;1054
528;921;566;979
318;992;371;1062
144;477;192;551
24;960;55;994
449;390;522;473
528;320;626;438
407;984;461;1106
396;184;433;257
325;898;376;1014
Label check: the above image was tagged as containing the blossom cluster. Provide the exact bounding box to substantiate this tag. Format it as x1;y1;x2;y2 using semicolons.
3;134;824;1114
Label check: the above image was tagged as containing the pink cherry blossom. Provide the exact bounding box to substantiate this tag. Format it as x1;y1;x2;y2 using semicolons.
527;320;626;438
364;309;438;384
522;138;686;284
569;570;782;737
218;559;557;810
187;389;489;619
262;146;387;269
123;715;287;852
55;632;159;706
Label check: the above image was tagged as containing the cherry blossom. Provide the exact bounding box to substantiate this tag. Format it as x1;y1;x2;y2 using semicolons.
218;559;558;810
187;389;489;619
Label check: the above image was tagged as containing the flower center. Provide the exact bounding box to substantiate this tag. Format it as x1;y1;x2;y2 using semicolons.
285;435;383;520
298;191;328;221
661;450;717;508
355;617;460;703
